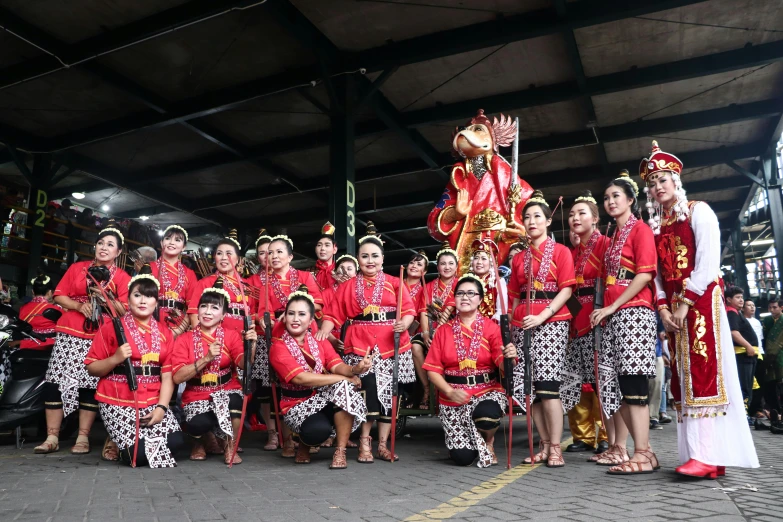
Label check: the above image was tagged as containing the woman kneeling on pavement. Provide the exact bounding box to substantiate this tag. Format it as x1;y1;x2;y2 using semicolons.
172;279;257;464
84;268;184;467
424;274;517;467
270;289;368;469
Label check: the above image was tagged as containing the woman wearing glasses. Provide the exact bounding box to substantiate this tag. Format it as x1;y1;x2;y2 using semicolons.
424;274;517;467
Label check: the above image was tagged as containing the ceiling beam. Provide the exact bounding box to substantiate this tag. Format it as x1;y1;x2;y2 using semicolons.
0;1;266;91
24;2;727;154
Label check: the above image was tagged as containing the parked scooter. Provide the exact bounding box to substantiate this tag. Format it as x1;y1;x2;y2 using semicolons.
0;306;61;447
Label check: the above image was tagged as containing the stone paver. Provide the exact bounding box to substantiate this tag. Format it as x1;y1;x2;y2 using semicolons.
0;413;780;521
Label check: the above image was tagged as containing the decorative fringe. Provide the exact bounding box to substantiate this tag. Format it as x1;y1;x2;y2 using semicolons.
459;360;477;370
140;353;159;365
201;373;218;386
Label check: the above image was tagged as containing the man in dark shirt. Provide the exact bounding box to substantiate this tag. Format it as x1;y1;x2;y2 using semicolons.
726;286;759;422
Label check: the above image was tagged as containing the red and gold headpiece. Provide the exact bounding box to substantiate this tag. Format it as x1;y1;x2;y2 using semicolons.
639;140;683;182
470;238;499;257
320;221;336;238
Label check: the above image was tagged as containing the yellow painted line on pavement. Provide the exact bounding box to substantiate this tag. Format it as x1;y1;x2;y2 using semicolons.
404;438;573;521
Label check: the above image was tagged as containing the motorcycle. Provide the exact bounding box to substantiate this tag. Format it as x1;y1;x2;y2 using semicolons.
0;306;62;448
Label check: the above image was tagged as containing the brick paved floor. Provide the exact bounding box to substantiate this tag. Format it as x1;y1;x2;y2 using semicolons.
0;413;780;521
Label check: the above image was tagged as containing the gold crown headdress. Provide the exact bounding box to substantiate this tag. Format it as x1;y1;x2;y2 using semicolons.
574;191;597;205
162;224;188;242
459;272;487;293
527;190;549;207
615;169;639;197
271;234;294;248
128;274;160;290
288;290;315;305
255;228;273;246
99;226;125;245
224;229;241;250
436;241;458;259
358;221;383;245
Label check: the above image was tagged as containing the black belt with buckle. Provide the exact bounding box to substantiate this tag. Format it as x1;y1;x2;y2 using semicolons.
187;372;233;387
576;287;596;297
158;299;186;311
444;370;499;386
616;268;637;281
228;306;246;317
282;388;313;399
352;311;397;322
113;364;161;377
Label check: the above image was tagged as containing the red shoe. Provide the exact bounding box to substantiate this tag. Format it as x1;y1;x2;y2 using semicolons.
675;459;719;479
717;466;725;476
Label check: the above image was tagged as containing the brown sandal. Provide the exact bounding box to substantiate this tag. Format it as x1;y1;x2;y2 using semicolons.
101;437;120;461
487;441;498;466
203;432;225;455
321;436;334;448
330;447;348;469
596;445;629;466
224;438;242;465
523;440;550;465
377;438;399;462
264;429;279;451
295;442;311;464
607;448;658;475
34;434;59;454
357;436;374;463
547;444;565;468
189;439;207;461
282;433;296;458
71;431;91;455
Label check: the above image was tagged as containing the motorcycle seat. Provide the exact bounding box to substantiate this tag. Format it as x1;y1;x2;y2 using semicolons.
10;349;52;365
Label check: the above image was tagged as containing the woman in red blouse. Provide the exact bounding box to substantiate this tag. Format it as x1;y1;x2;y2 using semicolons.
317;223;415;463
470;239;507;321
246;229;279;449
509;190;576;468
19;272;61;351
414;244;459;409
589;171;659;475
270;291;369;468
257;235;324;337
84;271;184;467
561;192;612;458
35;226;130;456
174;281;257;464
424;275;517;467
150;225;197;337
188;233;254;334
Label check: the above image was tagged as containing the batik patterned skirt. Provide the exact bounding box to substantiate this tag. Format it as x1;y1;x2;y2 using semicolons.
45;333;99;416
99;403;181;468
511;321;570;410
284;380;367;434
439;390;507;468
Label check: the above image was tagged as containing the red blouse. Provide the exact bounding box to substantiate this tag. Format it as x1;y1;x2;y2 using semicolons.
603;220;657;311
53;261;131;340
508;239;576;327
269;333;344;414
422;317;506;407
256;267;324;318
19;298;60;350
570;234;611;338
150;258;198;327
84;318;173;407
417;277;457;316
188;273;253;335
171;327;244;404
322;274;415;359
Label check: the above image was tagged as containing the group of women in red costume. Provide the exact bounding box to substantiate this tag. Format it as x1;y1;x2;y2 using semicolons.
24;139;756;476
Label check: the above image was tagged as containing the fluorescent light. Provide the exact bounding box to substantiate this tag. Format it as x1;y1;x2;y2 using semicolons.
101;204;110;212
139;216;149;221
157;230;164;236
204;247;210;253
761;312;771;317
71;192;86;200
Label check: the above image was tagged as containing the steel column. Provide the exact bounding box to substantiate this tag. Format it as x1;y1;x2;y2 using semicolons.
762;150;783;296
328;76;356;256
26;154;54;287
731;221;750;296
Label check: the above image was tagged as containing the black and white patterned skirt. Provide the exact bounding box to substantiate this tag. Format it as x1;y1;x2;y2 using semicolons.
343;347;415;416
184;389;243;438
284;381;367;434
511;321;570;410
0;345;17;393
99;403;181;468
598;306;657;417
561;334;595;413
45;333;99;416
439;391;507;468
250;337;271;385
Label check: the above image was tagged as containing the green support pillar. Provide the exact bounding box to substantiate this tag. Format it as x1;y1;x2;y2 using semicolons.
25;154;54;289
762;150;783;300
328;76;356;256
